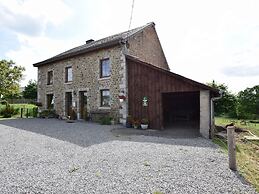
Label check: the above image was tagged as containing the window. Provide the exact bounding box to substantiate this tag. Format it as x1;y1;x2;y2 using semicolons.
46;94;54;109
100;58;111;78
65;67;72;82
100;89;110;107
47;71;53;85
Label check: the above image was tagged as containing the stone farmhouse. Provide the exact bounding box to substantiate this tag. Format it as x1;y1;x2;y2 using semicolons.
33;22;219;138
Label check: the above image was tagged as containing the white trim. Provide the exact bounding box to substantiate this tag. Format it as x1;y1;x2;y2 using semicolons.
98;77;110;81
98;107;111;110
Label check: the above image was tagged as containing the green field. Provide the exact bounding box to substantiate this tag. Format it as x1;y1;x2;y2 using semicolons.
215;117;259;192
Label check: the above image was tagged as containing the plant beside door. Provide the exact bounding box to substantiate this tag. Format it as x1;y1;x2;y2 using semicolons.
141;118;149;129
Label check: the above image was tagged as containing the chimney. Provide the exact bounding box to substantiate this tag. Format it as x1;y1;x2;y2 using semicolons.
85;39;94;44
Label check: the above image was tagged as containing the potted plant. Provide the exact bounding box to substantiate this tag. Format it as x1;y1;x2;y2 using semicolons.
132;118;140;129
126;115;132;128
141;118;149;129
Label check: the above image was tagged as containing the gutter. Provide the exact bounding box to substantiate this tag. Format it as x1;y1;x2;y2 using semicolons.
210;90;223;138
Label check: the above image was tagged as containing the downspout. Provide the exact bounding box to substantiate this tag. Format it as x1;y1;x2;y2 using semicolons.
210;90;223;138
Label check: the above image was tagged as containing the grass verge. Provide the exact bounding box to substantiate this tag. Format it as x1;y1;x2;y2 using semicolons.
214;117;259;192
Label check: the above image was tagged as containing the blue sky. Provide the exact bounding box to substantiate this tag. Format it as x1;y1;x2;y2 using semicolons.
0;0;258;93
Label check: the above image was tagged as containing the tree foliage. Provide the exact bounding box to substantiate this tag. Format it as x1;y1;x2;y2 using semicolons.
208;80;258;119
23;80;37;99
236;85;259;119
0;60;25;99
207;80;237;117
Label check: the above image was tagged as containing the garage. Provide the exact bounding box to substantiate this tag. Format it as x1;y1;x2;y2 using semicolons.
127;56;219;138
162;91;200;134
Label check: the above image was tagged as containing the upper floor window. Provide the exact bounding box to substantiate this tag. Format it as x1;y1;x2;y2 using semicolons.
100;89;110;107
100;58;111;78
47;71;53;85
65;66;72;82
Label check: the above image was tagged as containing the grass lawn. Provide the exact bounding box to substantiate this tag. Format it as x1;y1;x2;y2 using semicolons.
0;103;37;119
214;117;259;192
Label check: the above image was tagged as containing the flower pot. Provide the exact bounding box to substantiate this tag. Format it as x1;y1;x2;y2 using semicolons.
141;124;148;130
133;125;139;129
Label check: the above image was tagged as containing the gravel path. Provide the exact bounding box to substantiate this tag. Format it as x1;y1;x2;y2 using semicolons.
0;119;256;194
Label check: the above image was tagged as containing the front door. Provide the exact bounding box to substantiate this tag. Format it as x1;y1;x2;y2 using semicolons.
65;92;72;117
79;91;87;119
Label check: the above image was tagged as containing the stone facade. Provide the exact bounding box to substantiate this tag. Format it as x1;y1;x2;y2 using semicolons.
37;24;168;122
38;46;124;120
127;24;169;70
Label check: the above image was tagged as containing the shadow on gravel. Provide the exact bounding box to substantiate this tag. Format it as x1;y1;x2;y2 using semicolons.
0;118;216;148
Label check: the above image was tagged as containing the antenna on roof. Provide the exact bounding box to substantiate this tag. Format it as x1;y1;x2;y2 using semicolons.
128;0;135;30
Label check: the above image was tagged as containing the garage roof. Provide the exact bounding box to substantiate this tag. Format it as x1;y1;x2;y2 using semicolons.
126;55;219;96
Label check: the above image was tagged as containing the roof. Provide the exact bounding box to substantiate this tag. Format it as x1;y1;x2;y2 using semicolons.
33;22;155;67
125;55;219;96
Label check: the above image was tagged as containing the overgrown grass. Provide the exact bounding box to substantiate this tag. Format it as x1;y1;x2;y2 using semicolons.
215;117;259;192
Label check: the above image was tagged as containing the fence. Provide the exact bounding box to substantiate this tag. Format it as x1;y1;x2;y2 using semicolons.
7;98;36;104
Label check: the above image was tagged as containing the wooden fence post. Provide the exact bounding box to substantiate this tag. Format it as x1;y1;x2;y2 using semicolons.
227;126;237;171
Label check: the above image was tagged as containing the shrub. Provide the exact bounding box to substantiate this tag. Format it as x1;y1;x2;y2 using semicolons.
100;116;111;125
0;105;19;118
39;109;58;118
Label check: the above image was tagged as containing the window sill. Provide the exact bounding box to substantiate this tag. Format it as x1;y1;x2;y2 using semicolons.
98;77;110;81
98;106;111;110
64;81;72;85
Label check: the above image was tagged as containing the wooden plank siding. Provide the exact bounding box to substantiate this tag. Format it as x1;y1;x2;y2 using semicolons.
126;56;217;129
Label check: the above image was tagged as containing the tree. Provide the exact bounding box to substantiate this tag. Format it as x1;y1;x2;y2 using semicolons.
207;80;237;117
236;85;259;119
23;80;37;99
0;60;25;99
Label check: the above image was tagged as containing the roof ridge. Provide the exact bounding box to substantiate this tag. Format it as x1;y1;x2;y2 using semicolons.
33;22;155;67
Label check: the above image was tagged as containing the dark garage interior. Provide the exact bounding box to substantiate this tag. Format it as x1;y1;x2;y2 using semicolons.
162;91;200;133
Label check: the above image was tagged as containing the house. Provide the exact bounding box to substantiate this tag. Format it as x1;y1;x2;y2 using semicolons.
33;22;219;138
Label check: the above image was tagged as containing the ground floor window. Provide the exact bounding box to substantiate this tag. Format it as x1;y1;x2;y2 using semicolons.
46;94;54;109
100;89;110;107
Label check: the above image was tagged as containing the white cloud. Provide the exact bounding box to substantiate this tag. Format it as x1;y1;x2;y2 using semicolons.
0;0;74;85
0;0;72;36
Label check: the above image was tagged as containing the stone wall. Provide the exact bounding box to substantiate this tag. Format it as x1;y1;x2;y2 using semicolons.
127;24;169;70
37;46;124;120
200;90;211;138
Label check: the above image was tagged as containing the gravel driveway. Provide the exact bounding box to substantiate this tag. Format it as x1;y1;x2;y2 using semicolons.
0;119;256;194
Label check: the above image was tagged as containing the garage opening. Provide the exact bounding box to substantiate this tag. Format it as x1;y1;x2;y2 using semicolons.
162;91;200;134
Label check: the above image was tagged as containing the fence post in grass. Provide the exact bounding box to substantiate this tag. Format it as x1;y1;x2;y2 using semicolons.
21;108;23;118
227;126;237;171
26;108;29;118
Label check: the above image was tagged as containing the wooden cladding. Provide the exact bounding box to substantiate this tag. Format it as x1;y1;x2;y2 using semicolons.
127;57;202;129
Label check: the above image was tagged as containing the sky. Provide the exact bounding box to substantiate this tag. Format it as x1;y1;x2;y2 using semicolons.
0;0;258;93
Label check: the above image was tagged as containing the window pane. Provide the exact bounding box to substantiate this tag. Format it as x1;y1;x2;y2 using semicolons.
101;90;110;107
101;59;110;77
66;67;72;82
47;71;53;85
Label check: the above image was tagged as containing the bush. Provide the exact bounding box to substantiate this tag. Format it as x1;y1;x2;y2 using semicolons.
0;105;19;118
100;116;111;125
39;109;58;118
